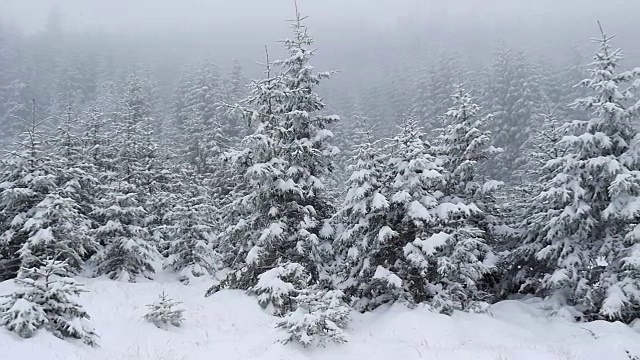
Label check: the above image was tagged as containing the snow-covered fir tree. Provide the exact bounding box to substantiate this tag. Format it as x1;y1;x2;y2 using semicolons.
0;102;94;280
429;87;501;311
277;289;350;347
271;9;340;280
333;126;392;302
482;43;544;181
515;25;640;322
25;106;103;272
51;55;95;123
516;104;567;185
331;99;371;175
338;110;498;313
226;60;248;105
163;188;219;284
411;50;467;131
177;59;227;176
0;75;32;148
250;263;310;316
117;73;158;191
91;181;158;282
223;59;250;138
143;292;185;329
52;99;103;216
498;105;569;298
215;59;288;288
0;295;46;339
217;10;339;309
79;104;114;176
0;23;24;146
0;259;97;345
347;116;445;310
0;108;56;279
90;73;160;282
170;59;230;199
17;193;95;273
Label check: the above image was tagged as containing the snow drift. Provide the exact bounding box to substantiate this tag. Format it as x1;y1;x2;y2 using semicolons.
1;277;639;360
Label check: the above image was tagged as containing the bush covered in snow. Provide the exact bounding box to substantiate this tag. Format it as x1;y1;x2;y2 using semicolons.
143;292;185;329
250;263;309;316
277;289;350;347
0;260;97;346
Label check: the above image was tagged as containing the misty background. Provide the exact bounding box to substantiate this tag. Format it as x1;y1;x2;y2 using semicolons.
3;0;640;72
1;0;640;182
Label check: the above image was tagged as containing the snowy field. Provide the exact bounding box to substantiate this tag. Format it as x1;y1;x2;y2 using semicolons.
2;276;639;360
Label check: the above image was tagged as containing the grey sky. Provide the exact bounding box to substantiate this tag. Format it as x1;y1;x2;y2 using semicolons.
2;0;639;34
2;0;640;74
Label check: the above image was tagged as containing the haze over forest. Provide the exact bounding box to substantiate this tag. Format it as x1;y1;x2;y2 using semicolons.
2;1;640;356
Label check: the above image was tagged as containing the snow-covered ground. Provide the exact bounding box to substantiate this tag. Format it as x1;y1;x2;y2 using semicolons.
2;276;639;360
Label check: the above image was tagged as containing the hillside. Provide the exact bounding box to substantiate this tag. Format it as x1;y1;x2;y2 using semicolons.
2;277;639;360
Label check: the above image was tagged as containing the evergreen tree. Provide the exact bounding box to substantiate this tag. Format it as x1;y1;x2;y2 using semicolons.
223;59;249;138
0;260;97;345
226;60;248;104
79;104;114;176
0;103;57;280
0;23;31;147
163;188;219;284
483;44;544;181
51;54;94;122
516;104;567;185
90;73;160;282
117;73;157;191
216;58;289;285
429;88;501;312
515;26;640;322
17;193;95;272
250;263;310;316
349;117;446;310
92;181;158;282
0;78;32;148
331;99;371;175
172;59;229;193
143;292;185;329
277;289;350;347
0;296;46;339
217;11;339;299
272;9;340;279
333;127;391;301
412;50;467;131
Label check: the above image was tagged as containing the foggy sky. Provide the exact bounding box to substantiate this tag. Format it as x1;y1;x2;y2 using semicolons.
2;0;640;78
2;0;640;36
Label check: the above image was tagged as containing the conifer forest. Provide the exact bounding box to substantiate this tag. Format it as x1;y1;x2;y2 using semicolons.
1;1;640;357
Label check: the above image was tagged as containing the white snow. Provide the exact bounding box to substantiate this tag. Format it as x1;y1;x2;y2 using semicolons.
1;277;640;360
377;226;397;242
482;179;504;193
408;200;431;220
413;232;450;255
372;266;403;288
245;245;263;264
371;192;389;210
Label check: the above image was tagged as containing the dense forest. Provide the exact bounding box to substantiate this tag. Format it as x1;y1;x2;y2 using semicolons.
1;6;640;347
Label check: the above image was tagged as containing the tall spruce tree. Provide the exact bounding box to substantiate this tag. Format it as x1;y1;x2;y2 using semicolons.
483;44;544;181
163;186;219;284
346;116;445;310
515;25;640;322
216;10;339;315
333;126;391;303
90;73;159;282
432;87;501;311
0;104;58;279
